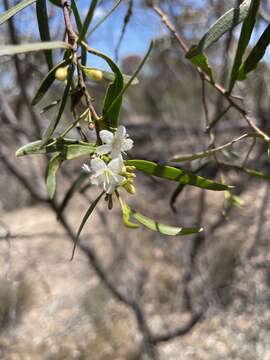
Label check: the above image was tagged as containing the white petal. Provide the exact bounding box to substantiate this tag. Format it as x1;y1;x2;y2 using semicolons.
99;130;114;144
110;149;122;159
122;138;133;151
96;144;112;155
115;125;126;139
90;157;106;174
106;183;116;194
90;174;103;185
111;174;125;185
108;158;123;174
82;164;91;173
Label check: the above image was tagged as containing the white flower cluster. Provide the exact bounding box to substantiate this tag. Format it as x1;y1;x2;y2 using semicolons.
82;125;134;194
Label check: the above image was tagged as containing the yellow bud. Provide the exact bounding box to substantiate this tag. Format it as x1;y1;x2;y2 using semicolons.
88;69;103;82
55;66;69;81
125;166;136;171
123;183;136;195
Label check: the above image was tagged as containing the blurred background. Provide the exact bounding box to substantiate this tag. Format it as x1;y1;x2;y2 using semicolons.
0;0;270;359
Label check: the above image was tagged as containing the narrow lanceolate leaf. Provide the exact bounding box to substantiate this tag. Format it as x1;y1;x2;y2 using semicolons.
78;0;98;42
0;0;36;26
32;59;67;105
58;172;88;218
186;46;213;81
42;65;74;145
126;159;231;191
46;152;62;199
188;0;252;57
71;0;87;66
71;191;105;260
221;163;270;181
82;66;139;85
16;138;95;159
229;0;261;92
0;42;70;57
105;41;154;117
88;48;124;129
119;199;202;235
36;0;53;70
131;210;203;236
238;24;270;80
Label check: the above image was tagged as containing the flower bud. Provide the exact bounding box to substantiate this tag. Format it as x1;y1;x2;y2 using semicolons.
88;69;103;82
123;183;136;195
55;66;69;81
125;166;136;171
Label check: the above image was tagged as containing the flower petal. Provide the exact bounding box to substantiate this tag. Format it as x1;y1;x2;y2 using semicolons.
99;130;114;144
110;149;122;159
96;144;112;155
112;174;125;185
122;138;133;151
82;163;91;173
90;157;106;174
115;125;126;139
108;158;123;173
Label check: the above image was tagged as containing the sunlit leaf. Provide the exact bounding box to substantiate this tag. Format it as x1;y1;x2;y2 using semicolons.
16;138;95;159
88;48;124;129
71;191;105;260
186;46;213;81
36;0;53;70
0;0;36;25
238;24;270;80
46;152;62;199
0;41;70;57
229;0;260;92
119;199;203;235
126;159;232;191
188;0;251;57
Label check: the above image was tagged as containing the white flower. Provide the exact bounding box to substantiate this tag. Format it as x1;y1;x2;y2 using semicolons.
83;157;125;194
96;125;133;159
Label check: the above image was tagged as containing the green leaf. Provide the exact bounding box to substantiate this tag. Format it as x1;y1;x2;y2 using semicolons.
82;66;139;85
104;41;154;118
238;24;270;80
131;210;203;236
32;59;68;105
186;46;213;81
58;172;88;217
0;0;36;25
88;48;124;129
119;200;202;235
125;159;232;191
229;0;260;92
0;41;70;57
16;138;96;159
71;0;87;66
36;0;53;70
118;198;140;229
46;152;62;199
78;0;98;42
71;191;105;260
41;65;74;145
187;0;252;57
221;163;270;181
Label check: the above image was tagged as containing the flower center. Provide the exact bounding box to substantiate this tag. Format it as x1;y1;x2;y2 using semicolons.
112;138;122;150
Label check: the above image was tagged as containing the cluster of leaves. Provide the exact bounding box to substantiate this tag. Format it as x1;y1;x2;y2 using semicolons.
1;0;270;248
